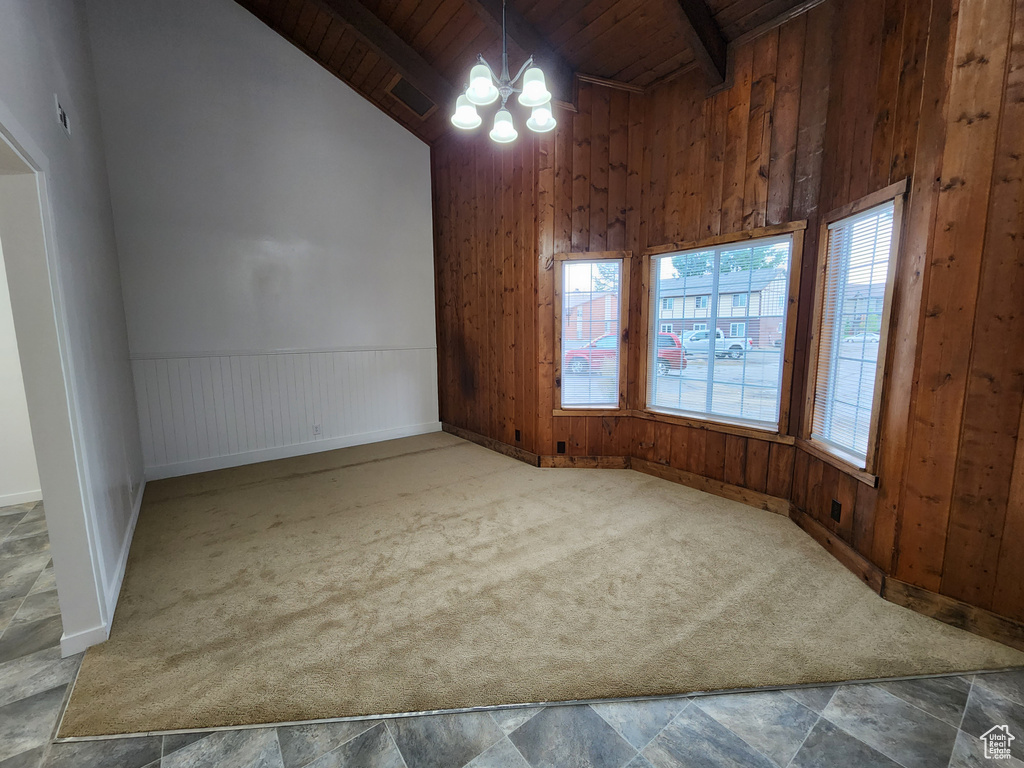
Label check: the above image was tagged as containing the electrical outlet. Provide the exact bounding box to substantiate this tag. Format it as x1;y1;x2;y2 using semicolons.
557;440;566;454
831;499;842;523
515;429;521;442
313;424;321;436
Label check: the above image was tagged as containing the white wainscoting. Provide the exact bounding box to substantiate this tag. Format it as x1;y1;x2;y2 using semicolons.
131;347;439;479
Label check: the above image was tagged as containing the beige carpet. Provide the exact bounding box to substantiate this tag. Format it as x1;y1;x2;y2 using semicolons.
61;432;1024;736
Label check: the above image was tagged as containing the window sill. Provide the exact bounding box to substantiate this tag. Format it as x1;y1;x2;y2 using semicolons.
632;409;795;445
797;438;878;487
553;408;625;417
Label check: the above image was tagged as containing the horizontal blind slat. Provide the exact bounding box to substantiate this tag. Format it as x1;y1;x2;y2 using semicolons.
811;202;895;464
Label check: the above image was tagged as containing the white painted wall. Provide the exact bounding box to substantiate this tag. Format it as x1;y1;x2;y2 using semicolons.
0;239;41;506
0;0;145;653
85;0;439;476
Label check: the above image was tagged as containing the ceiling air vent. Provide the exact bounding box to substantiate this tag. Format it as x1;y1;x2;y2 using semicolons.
385;75;436;120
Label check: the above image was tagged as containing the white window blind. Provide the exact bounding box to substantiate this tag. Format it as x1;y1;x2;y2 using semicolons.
648;234;793;430
811;201;895;465
561;260;622;408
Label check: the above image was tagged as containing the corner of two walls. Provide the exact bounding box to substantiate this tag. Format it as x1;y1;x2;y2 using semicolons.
432;0;1024;627
86;0;440;482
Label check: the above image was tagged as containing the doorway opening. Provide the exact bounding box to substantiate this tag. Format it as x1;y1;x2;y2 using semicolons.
0;122;109;656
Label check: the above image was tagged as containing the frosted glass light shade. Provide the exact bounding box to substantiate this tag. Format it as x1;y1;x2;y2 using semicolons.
518;67;551;107
526;103;556;133
489;109;518;143
451;95;482;130
466;64;498;105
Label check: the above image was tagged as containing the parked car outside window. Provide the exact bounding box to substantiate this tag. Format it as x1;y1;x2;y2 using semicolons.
681;328;751;359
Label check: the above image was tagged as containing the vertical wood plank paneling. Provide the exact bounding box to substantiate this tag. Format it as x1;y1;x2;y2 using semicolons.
427;0;1024;625
897;0;1014;591
940;0;1024;610
871;0;957;572
590;87;611;251
572;84;593;252
990;0;1024;621
722;45;754;233
705;432;728;482
868;0;908;191
724;435;747;487
745;439;771;494
767;15;805;226
743;31;779;230
766;442;795;499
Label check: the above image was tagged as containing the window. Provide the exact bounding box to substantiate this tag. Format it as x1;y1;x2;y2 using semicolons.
810;195;901;468
660;322;674;334
557;254;630;409
647;233;796;431
662;297;674;311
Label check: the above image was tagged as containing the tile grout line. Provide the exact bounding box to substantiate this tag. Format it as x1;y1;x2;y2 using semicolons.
291;718;379;768
947;676;976;768
862;679;970;735
384;720;412;768
817;686;932;768
783;714;820;768
272;729;286;768
631;697;694;757
580;703;641;763
0;545;51;645
692;694;810;768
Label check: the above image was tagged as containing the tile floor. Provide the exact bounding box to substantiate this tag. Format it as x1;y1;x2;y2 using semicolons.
2;501;1023;768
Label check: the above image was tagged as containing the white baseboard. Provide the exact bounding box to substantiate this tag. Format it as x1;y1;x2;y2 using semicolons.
61;623;109;657
102;478;146;621
0;489;43;507
144;422;442;481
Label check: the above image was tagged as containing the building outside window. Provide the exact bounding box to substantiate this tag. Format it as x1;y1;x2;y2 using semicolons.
648;234;795;430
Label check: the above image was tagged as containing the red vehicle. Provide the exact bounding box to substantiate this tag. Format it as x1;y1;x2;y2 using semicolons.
655;331;685;375
563;332;686;375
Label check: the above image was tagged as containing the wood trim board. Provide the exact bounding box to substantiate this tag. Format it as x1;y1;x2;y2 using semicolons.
643;220;808;257
789;504;886;592
883;578;1024;653
442;423;540;466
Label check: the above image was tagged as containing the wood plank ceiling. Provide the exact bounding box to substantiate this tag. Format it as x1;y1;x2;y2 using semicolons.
234;0;814;144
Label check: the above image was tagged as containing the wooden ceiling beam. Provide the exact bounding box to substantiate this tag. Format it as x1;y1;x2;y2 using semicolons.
307;0;456;108
673;0;728;86
461;0;575;106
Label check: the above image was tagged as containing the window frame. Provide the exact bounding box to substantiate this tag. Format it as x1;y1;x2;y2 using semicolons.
803;178;908;475
729;322;746;338
640;222;806;438
554;250;632;414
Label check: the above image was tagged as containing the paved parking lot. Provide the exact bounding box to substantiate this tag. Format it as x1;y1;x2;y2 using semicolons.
563;343;880;438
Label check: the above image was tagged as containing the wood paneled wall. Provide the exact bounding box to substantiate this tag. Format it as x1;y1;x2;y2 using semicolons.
431;0;1024;625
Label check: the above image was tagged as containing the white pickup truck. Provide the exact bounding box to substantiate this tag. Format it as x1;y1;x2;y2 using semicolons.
681;329;751;359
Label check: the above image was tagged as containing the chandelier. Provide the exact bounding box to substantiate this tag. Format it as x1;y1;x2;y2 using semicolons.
450;0;556;142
